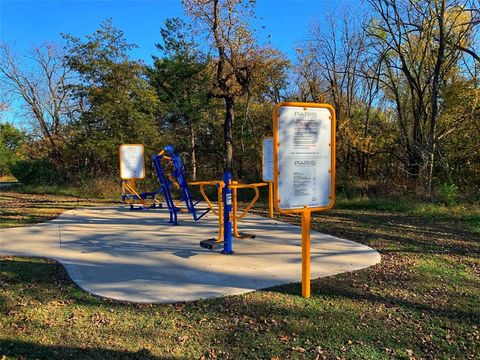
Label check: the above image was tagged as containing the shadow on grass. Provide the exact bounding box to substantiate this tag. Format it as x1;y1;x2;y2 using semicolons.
2;256;479;358
0;216;54;227
306;209;480;255
0;258;106;308
2;256;478;323
0;340;164;359
265;278;480;323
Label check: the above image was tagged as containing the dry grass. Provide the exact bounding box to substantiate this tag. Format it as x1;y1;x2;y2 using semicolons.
0;190;114;228
0;176;17;183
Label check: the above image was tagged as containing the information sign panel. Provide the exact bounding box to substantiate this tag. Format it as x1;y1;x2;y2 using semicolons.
119;144;145;180
262;137;274;182
273;102;335;213
272;102;336;299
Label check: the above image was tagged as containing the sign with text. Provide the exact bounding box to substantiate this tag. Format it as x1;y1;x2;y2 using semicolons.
262;137;274;182
273;102;335;213
272;102;336;298
119;144;145;180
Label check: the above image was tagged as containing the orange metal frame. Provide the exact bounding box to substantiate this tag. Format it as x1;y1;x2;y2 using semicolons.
154;150;271;245
188;180;268;242
190;180;225;243
123;179;145;207
230;182;268;238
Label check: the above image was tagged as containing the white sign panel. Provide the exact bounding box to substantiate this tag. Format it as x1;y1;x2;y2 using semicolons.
120;144;145;179
277;106;333;210
262;137;274;182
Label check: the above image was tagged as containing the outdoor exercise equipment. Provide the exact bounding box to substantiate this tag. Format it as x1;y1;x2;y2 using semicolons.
120;144;162;210
197;178;269;253
122;181;162;210
149;144;268;252
198;178;268;250
273;102;336;298
164;145;212;221
151;146;213;224
119;102;336;300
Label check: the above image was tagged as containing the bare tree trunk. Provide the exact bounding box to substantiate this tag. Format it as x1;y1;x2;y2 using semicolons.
238;93;251;179
424;0;446;197
0;43;72;159
425;143;435;199
409;110;423;179
190;121;196;181
360;102;371;178
224;96;234;174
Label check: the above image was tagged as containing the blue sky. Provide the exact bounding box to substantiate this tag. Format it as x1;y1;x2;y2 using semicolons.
0;0;356;123
0;0;354;62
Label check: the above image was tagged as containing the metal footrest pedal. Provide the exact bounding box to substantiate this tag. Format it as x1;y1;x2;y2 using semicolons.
200;238;223;250
238;232;255;239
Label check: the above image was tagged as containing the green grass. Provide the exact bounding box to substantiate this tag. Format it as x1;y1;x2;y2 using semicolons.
336;197;480;234
417;255;476;290
1;190;479;358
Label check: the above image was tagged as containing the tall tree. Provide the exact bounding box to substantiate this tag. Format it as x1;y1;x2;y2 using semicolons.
0;42;74;157
148;18;210;180
63;19;159;178
306;11;367;126
300;8;383;178
182;0;280;174
0;123;26;176
453;2;480;62
368;0;478;195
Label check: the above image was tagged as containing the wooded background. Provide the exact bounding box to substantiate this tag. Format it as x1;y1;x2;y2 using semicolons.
0;0;478;201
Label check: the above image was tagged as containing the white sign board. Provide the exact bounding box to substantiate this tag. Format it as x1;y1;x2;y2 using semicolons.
262;137;274;182
275;105;334;211
119;144;145;180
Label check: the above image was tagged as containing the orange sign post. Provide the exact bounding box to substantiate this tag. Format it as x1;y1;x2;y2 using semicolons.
273;102;336;298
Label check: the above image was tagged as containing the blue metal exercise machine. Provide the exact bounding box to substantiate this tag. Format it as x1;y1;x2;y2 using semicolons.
151;145;213;225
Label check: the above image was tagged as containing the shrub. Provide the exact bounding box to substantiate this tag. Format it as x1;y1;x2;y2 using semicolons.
9;158;61;185
439;182;458;205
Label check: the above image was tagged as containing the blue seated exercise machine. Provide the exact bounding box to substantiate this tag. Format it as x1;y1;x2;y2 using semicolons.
151;145;212;224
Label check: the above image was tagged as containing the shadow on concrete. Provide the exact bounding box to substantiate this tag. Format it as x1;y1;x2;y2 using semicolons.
1;207;380;303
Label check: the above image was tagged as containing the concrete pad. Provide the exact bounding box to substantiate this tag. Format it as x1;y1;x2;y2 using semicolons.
0;206;380;303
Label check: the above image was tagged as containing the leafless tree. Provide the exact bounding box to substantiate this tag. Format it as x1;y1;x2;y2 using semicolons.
294;50;326;102
454;2;480;62
0;42;75;156
306;10;367;126
183;0;277;174
368;0;478;195
301;8;380;177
